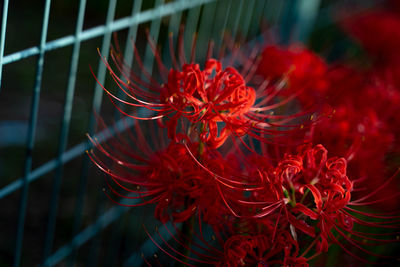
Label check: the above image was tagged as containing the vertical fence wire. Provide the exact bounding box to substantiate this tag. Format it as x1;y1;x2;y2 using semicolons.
163;0;183;65
42;0;88;265
102;1;145;262
97;0;142;266
143;0;164;80
113;0;143;120
167;1;183;39
39;119;135;266
238;0;256;41
121;0;168;263
247;0;267;39
0;0;9;91
68;0;130;260
13;1;52;267
229;0;244;42
184;3;202;59
80;1;119;266
101;0;144;265
211;0;231;51
196;1;217;61
263;0;285;33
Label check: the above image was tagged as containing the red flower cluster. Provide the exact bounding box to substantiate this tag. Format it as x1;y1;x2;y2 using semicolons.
88;23;400;266
95;37;310;150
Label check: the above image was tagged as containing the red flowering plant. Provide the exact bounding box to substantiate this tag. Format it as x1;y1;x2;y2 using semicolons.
310;67;400;211
256;39;400;211
93;33;315;151
132;143;399;266
87;28;400;266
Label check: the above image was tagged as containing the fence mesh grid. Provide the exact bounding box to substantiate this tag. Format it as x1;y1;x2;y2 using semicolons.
0;0;370;266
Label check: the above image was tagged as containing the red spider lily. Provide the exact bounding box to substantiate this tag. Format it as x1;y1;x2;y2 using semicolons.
159;59;256;147
182;142;283;220
194;139;398;262
218;232;306;267
143;216;310;266
87;118;230;223
86;24;400;265
313;108;397;211
89;90;400;267
266;57;400;211
208;143;399;264
309;65;400;210
87;117;272;226
188;143;398;264
93;34;313;150
338;8;400;213
272;144;400;264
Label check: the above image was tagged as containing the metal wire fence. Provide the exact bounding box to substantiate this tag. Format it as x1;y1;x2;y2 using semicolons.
0;0;368;266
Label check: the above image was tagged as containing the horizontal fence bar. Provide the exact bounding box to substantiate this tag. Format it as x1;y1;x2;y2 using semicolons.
2;0;216;66
0;118;135;200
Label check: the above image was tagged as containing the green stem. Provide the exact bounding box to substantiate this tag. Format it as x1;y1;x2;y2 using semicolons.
291;187;297;206
177;214;196;266
283;187;297;207
300;188;310;204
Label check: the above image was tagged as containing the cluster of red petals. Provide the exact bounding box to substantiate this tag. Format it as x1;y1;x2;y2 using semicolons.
256;43;400;212
313;7;400;210
231;145;353;251
131;142;399;266
278;145;353;251
87;125;233;225
216;144;398;265
161;59;256;147
95;37;314;151
311;79;398;209
89;18;400;265
219;232;306;267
